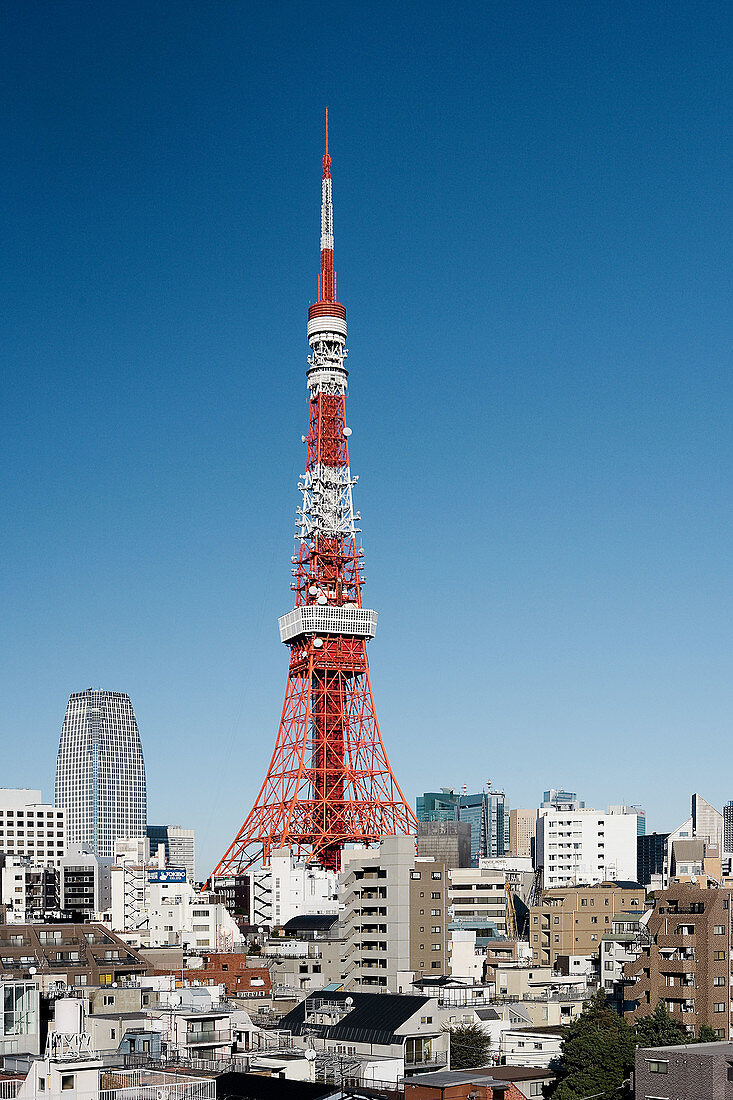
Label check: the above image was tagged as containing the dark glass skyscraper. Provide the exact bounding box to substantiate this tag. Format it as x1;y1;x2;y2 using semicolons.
56;689;147;858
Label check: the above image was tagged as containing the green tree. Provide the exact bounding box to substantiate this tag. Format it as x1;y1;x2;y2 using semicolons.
633;1002;689;1047
442;1022;492;1069
547;990;634;1100
697;1024;718;1043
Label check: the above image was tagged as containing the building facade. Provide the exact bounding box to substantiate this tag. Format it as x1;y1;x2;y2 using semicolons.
0;789;66;867
508;810;535;859
637;832;668;886
625;885;733;1038
147;825;195;881
56;689;147;858
416;790;460;822
535;807;638;888
530;882;645;968
417;821;471;867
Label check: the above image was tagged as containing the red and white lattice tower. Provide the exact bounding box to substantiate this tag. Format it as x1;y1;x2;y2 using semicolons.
212;112;416;875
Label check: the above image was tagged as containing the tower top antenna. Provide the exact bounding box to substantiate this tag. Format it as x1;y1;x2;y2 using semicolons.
323;107;331;179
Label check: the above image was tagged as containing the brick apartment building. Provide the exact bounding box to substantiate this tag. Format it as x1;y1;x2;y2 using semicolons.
634;1040;733;1100
0;923;148;985
530;882;645;967
625;885;733;1038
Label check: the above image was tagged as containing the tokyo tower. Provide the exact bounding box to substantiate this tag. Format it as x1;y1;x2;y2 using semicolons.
212;112;416;875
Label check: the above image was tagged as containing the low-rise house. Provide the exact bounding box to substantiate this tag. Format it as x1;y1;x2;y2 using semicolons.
280;990;450;1084
403;1069;524;1098
150;985;251;1060
500;1024;564;1068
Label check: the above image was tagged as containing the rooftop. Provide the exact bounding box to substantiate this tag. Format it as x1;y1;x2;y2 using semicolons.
280;991;431;1046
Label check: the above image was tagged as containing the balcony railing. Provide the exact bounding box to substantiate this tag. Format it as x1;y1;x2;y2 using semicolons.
186;1030;229;1046
404;1051;448;1069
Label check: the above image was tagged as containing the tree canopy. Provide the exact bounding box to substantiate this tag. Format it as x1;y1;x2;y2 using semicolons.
442;1022;492;1069
633;1002;689;1048
547;990;634;1100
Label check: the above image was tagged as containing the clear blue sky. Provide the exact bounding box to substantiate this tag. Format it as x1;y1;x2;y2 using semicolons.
2;2;732;875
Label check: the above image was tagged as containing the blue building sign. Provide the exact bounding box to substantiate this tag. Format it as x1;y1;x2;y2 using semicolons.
148;868;187;883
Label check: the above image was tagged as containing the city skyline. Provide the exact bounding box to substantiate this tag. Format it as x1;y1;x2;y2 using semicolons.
2;3;732;874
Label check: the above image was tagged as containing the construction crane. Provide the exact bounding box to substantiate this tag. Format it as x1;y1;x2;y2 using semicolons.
505;882;518;940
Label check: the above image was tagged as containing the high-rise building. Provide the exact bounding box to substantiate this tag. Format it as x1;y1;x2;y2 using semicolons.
416;789;459;822
691;793;723;850
458;789;506;865
147;825;196;881
542;789;585;811
508;809;535;859
637;832;668;886
416;821;471;867
724;801;733;857
56;689;147;859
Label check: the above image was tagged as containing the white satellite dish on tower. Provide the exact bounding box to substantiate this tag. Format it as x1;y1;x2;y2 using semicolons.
343;427;352;437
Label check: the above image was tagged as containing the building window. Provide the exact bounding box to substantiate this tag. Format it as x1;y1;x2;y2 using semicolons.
431;871;441;879
61;1076;75;1091
432;926;441;934
410;872;421;879
715;951;727;961
714;976;725;986
714;1003;726;1012
431;893;441;899
647;1061;668;1074
103;995;114;1006
714;925;725;934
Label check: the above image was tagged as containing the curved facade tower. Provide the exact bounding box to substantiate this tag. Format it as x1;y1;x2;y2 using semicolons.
56;688;147;858
213;113;416;874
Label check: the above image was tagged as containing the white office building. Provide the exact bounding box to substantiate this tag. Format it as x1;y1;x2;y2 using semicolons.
536;807;638;888
0;789;66;867
56;689;147;858
250;847;339;927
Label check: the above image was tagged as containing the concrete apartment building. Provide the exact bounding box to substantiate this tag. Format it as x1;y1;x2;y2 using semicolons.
449;866;509;936
625;885;733;1038
530;882;645;968
535;806;639;887
0;789;66;867
410;860;450;978
340;836;450;992
508;810;535;859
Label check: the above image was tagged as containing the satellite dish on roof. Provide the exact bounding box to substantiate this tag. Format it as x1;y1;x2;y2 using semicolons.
345;996;353;1007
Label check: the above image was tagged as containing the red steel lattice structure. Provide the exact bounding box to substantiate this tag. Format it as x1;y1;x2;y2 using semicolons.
213;112;416;874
